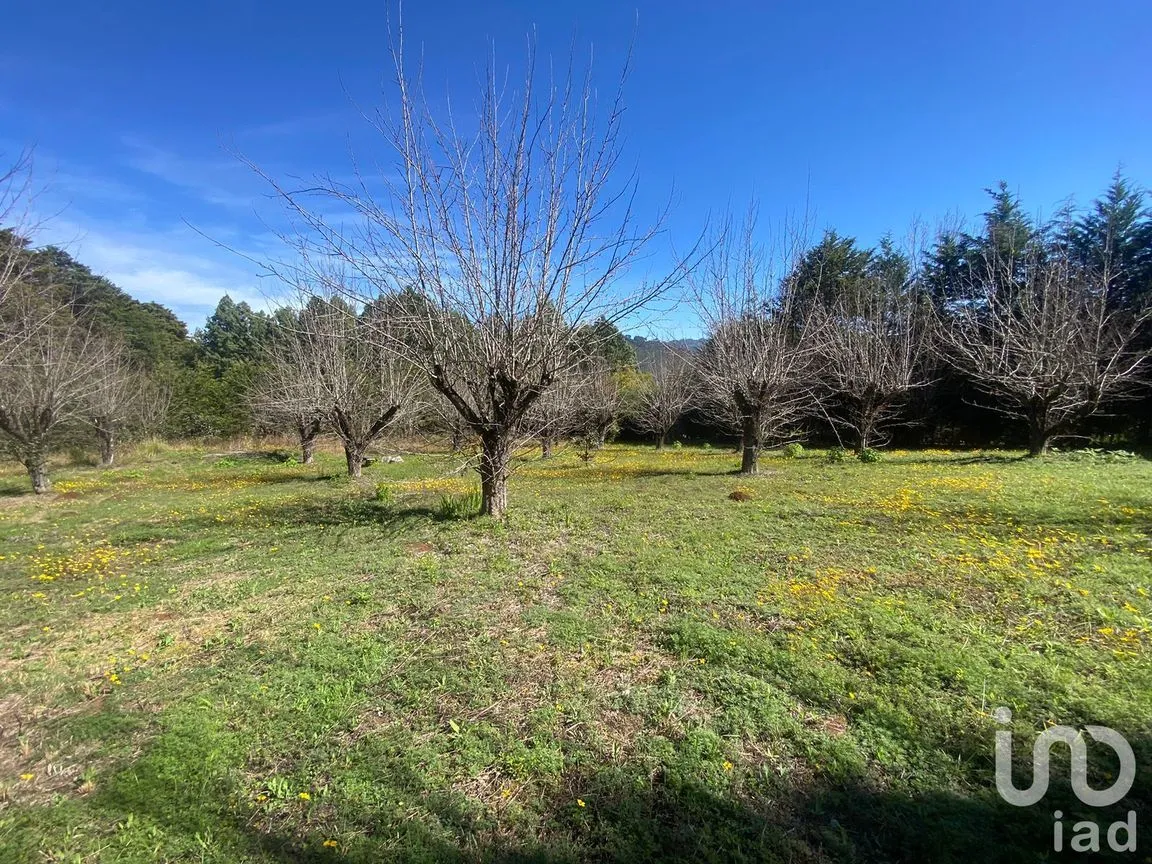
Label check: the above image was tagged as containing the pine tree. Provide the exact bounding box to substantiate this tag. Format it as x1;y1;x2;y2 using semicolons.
1068;172;1152;311
788;229;873;312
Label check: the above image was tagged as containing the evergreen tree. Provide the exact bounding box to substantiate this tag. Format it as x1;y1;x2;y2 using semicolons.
196;295;272;375
969;182;1040;299
173;296;275;437
3;242;190;374
1067;172;1152;311
867;234;912;292
787;229;873;313
577;318;638;371
922;231;976;307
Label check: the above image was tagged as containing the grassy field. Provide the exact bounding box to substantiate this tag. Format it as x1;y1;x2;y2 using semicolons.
0;442;1149;862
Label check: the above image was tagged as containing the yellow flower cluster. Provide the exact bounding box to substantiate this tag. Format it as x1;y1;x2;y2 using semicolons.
30;544;122;582
52;478;109;494
26;539;154;603
1084;626;1148;657
102;647;152;687
779;567;864;609
923;474;1000;493
393;477;473;495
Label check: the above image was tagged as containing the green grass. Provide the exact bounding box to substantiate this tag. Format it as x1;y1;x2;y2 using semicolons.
0;442;1149;862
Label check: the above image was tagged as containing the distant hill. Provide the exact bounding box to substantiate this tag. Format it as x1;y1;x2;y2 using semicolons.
625;334;704;366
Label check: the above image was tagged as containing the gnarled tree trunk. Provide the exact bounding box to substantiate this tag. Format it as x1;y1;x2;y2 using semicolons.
540;434;554;459
479;433;511;518
1025;400;1055;457
25;455;51;494
344;444;365;478
737;398;761;475
96;422;115;468
333;405;399;478
1026;424;1051;457
853;400;876;453
296;415;321;464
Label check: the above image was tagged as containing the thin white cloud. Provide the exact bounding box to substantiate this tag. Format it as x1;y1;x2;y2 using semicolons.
15;141;294;327
236;112;343;140
120;136;255;210
51;169;145;207
42;217;286;326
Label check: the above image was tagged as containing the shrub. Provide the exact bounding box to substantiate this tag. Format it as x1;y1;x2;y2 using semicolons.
374;483;395;507
436;489;482;520
826;446;850;464
858;447;883;464
672;440;683;450
65;446;97;467
129;437;180;461
781;443;803;459
1054;447;1139;463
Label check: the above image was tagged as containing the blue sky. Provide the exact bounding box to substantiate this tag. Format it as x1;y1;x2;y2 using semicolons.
2;0;1149;334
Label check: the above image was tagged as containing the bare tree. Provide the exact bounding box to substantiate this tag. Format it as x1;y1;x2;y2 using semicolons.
266;296;423;477
251;345;326;465
692;210;816;474
0;298;116;492
0;149;58;372
525;366;581;458
634;345;697;448
83;340;144;467
570;363;626;459
0;149;39;310
135;376;173;439
812;267;933;451
939;244;1150;455
524;323;638;458
254;26;691;516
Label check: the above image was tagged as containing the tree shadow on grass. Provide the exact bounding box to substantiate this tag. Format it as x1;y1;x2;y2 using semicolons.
252;498;441;537
892;453;1029;466
81;745;1146;864
142;499;443;554
54;630;1149;864
203;450;296;464
0;480;30;497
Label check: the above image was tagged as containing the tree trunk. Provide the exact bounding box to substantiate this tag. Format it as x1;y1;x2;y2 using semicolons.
540;435;553;459
479;433;511;518
855;397;881;454
1024;400;1054;457
296;415;320;464
344;443;364;478
656;429;667;450
1026;425;1051;457
97;426;115;468
739;413;760;475
25;458;51;494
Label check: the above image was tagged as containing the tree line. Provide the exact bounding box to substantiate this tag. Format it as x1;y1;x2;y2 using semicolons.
0;28;1149;515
